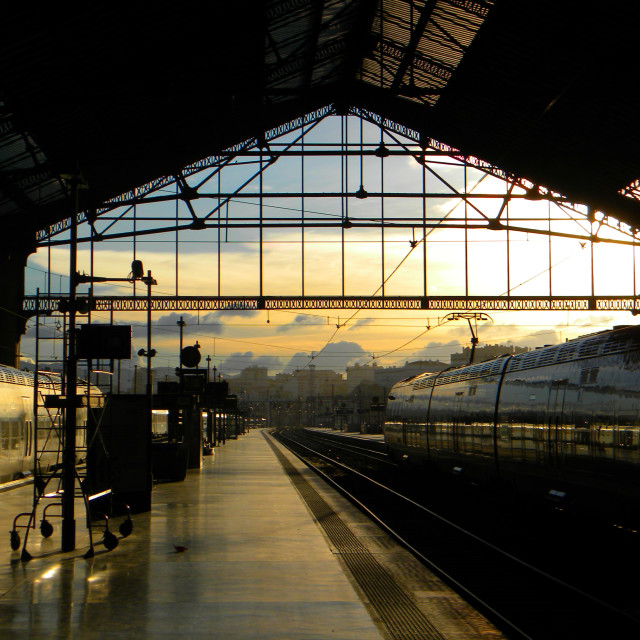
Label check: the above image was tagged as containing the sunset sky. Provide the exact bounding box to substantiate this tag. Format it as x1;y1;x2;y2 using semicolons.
20;115;640;377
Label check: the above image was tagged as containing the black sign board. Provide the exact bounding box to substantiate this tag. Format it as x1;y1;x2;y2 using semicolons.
76;324;132;360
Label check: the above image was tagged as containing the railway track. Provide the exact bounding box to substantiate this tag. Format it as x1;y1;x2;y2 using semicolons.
274;427;640;640
295;428;392;466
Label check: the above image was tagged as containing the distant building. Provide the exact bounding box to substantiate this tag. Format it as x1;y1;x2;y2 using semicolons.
373;359;448;389
284;365;344;399
227;366;270;401
450;343;529;367
346;363;376;392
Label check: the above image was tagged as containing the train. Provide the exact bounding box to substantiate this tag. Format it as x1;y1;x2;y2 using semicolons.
0;364;102;485
384;324;640;525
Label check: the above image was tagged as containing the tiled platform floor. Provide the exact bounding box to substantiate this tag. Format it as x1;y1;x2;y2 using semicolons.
0;429;505;639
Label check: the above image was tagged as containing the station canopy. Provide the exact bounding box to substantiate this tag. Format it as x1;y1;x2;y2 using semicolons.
2;0;640;243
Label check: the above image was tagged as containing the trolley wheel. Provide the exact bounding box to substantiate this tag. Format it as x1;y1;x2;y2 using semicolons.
10;530;20;551
40;519;54;538
103;530;118;551
119;517;133;538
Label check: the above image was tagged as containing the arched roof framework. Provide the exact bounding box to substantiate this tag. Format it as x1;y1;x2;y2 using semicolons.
25;110;640;316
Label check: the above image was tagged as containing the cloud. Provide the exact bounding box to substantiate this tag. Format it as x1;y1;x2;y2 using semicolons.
517;329;562;349
24;322;63;339
351;317;375;327
126;312;222;340
282;341;368;374
124;310;265;340
217;352;284;376
415;340;460;361
275;314;322;333
567;314;617;329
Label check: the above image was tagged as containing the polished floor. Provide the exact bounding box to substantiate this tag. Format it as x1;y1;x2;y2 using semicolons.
0;430;505;639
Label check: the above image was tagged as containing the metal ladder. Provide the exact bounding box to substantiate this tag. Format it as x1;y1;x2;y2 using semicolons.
11;299;130;559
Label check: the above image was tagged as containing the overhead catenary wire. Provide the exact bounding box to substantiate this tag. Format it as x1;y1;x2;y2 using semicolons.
295;169;492;372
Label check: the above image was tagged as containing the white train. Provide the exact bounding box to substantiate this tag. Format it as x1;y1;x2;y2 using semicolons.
0;364;102;485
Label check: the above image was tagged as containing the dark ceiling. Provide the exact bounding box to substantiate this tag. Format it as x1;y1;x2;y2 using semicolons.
2;0;640;248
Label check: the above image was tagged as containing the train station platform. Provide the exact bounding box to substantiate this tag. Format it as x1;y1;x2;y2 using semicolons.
0;429;505;639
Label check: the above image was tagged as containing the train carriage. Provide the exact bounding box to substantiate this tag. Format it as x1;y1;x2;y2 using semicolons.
0;365;102;485
0;368;34;483
384;325;640;524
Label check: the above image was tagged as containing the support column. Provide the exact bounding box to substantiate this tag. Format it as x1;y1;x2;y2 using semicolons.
0;236;35;367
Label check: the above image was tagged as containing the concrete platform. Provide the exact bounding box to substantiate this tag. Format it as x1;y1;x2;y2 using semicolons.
0;429;505;639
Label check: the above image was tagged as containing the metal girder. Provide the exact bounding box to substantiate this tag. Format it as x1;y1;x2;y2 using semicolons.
34;106;336;243
35;104;638;249
27;107;640;315
35;105;531;244
389;0;439;94
22;295;640;315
